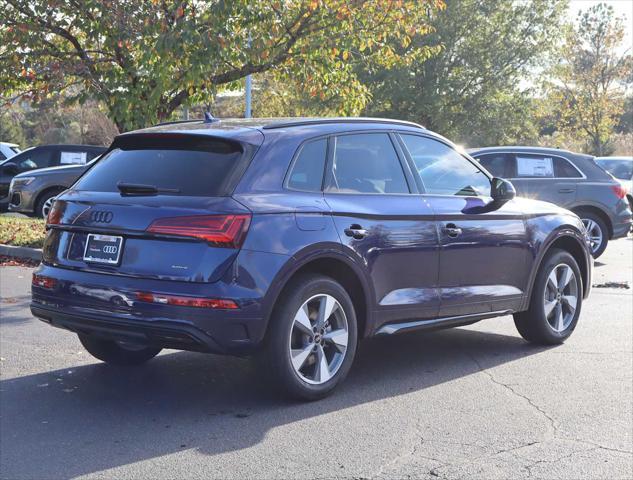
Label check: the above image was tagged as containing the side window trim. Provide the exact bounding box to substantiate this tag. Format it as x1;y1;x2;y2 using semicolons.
489;152;586;180
283;135;330;193
324;130;415;195
396;132;493;197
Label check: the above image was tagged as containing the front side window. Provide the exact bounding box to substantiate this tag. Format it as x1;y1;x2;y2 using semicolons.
287;138;327;191
328;133;409;194
476;153;513;178
401;134;491;197
13;149;53;172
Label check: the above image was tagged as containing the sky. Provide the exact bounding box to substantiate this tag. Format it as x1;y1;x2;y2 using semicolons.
568;0;633;49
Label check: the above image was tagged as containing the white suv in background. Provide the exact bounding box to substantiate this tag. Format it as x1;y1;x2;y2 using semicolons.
0;142;21;161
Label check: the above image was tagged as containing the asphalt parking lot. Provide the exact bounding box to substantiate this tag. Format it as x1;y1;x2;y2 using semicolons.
0;239;631;480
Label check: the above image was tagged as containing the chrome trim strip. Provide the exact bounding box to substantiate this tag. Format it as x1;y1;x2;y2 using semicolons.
375;309;513;335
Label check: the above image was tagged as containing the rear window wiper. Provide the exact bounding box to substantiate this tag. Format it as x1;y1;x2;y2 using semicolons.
116;182;180;196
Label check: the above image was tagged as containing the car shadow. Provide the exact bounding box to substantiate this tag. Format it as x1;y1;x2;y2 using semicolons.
0;326;552;479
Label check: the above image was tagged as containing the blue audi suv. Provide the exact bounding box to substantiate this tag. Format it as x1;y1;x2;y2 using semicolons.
31;118;593;399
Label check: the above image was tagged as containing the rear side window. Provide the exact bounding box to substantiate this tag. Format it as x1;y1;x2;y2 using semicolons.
328;133;409;194
553;157;582;178
287;139;327;191
14;148;54;172
75;138;243;196
516;155;554;178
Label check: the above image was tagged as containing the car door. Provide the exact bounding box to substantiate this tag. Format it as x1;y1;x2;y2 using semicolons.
398;134;531;317
323;132;440;325
512;153;580;208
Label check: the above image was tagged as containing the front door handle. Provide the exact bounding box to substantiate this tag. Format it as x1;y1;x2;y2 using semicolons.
443;223;462;238
558;188;575;193
344;224;368;240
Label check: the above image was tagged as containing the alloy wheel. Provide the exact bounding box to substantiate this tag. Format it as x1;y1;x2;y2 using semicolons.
289;294;349;385
543;263;578;333
41;196;56;219
581;218;603;255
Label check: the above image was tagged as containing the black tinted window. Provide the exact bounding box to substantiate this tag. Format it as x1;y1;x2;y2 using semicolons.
554;157;582;178
477;153;513;177
401;135;491;196
13;149;53;172
287;139;327;191
329;133;409;194
75;141;243;196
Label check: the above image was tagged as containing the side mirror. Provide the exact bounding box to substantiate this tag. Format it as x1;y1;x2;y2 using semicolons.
2;162;18;175
491;177;516;203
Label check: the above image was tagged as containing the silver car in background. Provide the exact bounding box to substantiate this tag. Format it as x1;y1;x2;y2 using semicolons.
470;146;632;258
595;156;633;211
8;158;99;218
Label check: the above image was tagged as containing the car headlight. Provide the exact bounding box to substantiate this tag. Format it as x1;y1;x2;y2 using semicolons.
9;176;35;190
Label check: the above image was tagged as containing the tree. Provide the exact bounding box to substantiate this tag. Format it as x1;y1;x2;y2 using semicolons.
359;0;565;147
544;3;632;156
0;0;442;132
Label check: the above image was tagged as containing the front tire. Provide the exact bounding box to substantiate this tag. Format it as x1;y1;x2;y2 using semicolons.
262;274;358;401
514;249;582;345
79;335;161;365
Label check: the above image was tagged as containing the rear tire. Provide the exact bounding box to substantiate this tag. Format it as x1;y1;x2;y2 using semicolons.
261;274;358;401
514;249;582;345
79;335;161;365
576;210;608;258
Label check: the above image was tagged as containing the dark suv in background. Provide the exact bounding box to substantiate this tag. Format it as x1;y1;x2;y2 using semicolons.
31;118;592;400
0;144;105;211
470;146;632;258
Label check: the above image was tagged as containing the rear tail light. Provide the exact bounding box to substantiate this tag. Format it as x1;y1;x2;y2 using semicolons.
611;184;627;199
147;214;251;248
136;292;238;309
46;202;62;226
32;274;57;290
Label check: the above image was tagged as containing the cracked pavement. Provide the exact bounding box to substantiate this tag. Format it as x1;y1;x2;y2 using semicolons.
1;238;631;479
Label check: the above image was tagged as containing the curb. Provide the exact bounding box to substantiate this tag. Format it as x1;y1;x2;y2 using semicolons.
0;244;42;261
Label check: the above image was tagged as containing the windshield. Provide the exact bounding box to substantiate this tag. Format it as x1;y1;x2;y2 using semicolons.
596;159;633;180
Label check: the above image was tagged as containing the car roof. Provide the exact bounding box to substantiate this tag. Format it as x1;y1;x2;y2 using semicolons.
468;145;577;155
595;156;633;161
125;117;426;140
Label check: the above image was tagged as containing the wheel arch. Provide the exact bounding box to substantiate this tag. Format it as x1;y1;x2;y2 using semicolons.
523;231;591;310
263;250;374;340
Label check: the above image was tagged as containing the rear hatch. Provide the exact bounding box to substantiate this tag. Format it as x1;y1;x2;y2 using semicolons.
44;133;259;283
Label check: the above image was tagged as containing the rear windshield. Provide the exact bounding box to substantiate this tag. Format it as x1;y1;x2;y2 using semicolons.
74;137;244;196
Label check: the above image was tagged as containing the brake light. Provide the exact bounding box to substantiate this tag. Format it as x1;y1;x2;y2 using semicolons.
46;202;62;226
135;292;238;309
611;185;626;198
611;184;627;199
147;214;251;248
32;274;57;290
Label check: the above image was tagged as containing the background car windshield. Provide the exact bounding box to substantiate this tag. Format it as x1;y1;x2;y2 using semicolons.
74;142;243;196
596;159;633;180
401;135;491;196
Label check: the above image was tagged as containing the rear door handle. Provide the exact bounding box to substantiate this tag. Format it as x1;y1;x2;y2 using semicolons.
559;188;575;193
344;224;368;239
443;223;462;238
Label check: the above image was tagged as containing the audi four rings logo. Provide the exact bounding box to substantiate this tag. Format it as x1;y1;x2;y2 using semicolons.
91;210;113;223
103;245;118;254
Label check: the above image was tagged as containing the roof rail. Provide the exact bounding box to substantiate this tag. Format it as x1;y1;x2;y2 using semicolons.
262;117;425;130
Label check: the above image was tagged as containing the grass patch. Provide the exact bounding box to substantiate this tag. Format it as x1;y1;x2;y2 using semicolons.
0;215;47;248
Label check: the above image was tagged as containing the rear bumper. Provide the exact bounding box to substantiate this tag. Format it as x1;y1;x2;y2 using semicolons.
30;250;290;354
31;304;227;353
